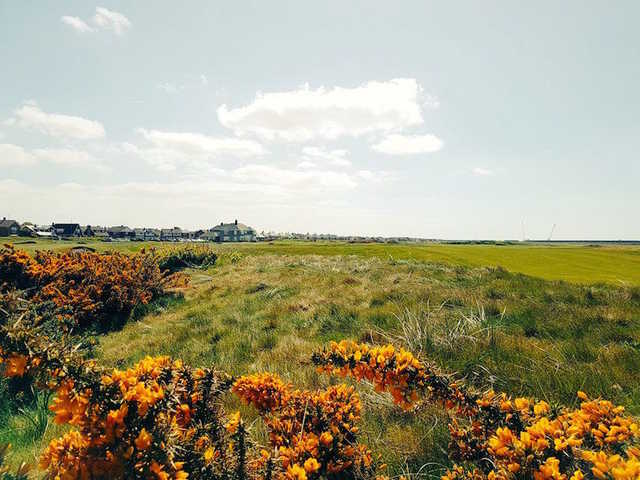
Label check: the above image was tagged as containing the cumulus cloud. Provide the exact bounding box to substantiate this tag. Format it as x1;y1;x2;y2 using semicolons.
297;160;317;169
301;146;351;167
472;167;494;176
232;164;358;190
371;133;443;155
217;78;424;142
61;16;94;33
32;148;108;171
61;7;131;35
0;143;36;166
127;129;267;171
0;143;106;170
7;102;105;140
137;129;266;156
357;170;394;183
92;7;132;35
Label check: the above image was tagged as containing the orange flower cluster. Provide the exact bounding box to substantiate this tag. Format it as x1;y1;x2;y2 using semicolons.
312;340;474;413
38;355;239;480
0;245;185;330
233;372;378;479
313;341;640;480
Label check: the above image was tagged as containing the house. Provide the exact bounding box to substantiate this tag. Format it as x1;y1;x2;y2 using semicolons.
18;223;37;237
107;225;134;240
0;218;20;236
84;225;109;239
144;229;161;241
52;223;83;238
206;220;256;242
160;227;183;242
133;228;146;241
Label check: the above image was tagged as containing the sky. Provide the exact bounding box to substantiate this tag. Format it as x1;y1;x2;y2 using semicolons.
0;1;638;239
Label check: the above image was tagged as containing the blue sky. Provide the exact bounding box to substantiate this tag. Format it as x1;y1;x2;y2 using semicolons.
1;1;638;239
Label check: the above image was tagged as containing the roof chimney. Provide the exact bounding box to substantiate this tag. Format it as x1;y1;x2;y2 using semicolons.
235;219;238;225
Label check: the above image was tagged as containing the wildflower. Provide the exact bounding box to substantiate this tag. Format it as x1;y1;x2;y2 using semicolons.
226;411;241;434
135;428;152;450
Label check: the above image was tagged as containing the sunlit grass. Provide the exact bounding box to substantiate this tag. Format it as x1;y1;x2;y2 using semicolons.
3;237;639;285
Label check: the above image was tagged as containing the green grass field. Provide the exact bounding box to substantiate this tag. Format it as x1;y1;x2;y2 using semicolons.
2;237;639;285
1;239;640;476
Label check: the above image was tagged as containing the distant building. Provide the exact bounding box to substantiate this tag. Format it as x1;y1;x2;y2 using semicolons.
0;218;20;236
84;225;109;239
18;223;37;237
161;227;183;242
205;220;256;242
108;225;134;240
132;228;160;241
52;223;83;238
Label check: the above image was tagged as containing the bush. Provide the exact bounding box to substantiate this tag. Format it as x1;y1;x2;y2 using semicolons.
0;303;380;480
0;246;186;331
313;340;640;480
155;244;218;273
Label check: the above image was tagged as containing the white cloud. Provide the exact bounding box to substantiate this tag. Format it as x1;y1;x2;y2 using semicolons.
0;144;106;170
0;143;36;166
137;129;266;157
357;170;394;183
297;161;317;169
371;133;443;155
61;7;131;35
217;78;424;142
92;7;132;35
301;146;351;167
472;167;494;176
8;103;106;140
128;129;267;171
200;74;208;86
32;148;108;171
232;164;358;190
61;16;94;33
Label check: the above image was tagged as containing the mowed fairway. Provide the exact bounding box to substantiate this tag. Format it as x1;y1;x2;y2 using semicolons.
3;237;639;285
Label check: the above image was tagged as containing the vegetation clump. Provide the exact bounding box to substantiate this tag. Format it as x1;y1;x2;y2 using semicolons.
0;245;186;330
155;244;218;273
313;340;640;480
0;300;381;480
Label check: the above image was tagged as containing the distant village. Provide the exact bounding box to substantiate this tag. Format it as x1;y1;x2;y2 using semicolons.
0;217;258;243
0;216;437;244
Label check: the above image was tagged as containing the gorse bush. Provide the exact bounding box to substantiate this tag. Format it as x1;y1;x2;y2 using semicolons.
0;299;380;480
313;341;640;480
0;245;187;330
1;248;639;480
2;292;640;480
155;245;218;273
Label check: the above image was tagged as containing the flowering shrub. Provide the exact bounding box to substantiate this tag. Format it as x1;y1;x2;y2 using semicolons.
2;284;639;480
0;299;382;480
0;245;186;330
233;372;378;479
313;340;640;480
